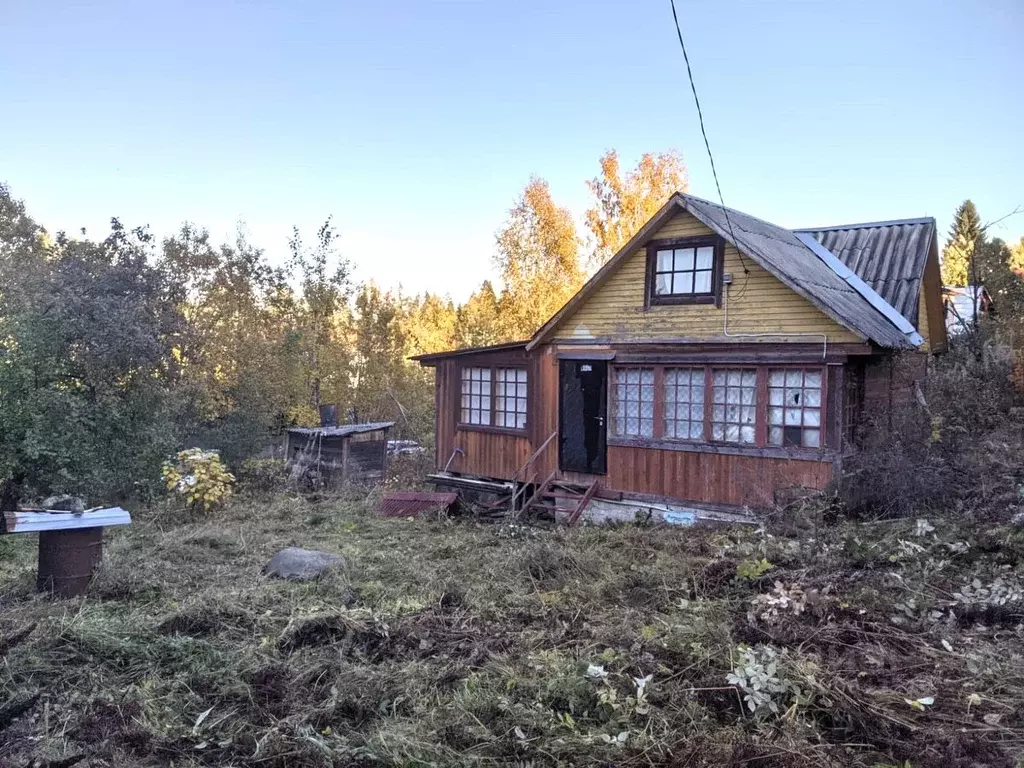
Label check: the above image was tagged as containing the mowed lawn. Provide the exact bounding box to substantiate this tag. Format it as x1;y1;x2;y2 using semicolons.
2;491;1023;768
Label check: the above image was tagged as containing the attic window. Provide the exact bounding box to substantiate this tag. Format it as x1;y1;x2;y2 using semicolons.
645;235;723;307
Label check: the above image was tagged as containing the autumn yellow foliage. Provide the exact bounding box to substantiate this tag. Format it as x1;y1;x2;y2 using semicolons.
161;448;235;512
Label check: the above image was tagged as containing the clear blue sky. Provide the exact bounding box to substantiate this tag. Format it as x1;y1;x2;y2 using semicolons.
2;1;1021;300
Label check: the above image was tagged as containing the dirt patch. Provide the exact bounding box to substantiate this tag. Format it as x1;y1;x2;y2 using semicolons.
278;612;393;660
76;700;152;756
157;604;255;637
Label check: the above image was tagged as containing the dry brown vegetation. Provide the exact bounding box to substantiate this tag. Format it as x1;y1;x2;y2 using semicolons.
3;484;1024;768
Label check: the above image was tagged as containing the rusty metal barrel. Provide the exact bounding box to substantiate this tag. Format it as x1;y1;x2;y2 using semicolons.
37;527;104;598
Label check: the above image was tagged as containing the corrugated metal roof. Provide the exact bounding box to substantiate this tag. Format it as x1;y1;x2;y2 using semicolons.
379;492;458;518
679;195;917;348
795;218;935;325
286;422;394;437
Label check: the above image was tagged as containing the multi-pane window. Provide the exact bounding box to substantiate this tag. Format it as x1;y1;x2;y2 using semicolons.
460;366;528;430
767;369;822;448
652;243;715;298
711;369;757;444
460;367;492;426
495;368;528;429
664;368;705;440
612;368;655;438
605;365;826;449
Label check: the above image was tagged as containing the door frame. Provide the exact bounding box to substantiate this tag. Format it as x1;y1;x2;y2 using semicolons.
557;359;609;475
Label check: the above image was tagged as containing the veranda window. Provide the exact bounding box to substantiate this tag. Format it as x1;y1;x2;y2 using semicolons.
495;368;528;429
711;368;757;444
767;368;822;448
459;365;528;430
608;364;825;450
461;367;492;425
663;367;705;440
612;368;655;438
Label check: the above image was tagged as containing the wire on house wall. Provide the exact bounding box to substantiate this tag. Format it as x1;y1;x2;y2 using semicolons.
723;283;828;360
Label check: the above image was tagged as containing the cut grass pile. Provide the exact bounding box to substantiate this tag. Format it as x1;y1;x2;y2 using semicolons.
2;492;1024;767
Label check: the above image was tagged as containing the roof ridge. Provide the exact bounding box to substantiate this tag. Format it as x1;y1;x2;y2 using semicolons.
795;217;935;233
677;192;798;236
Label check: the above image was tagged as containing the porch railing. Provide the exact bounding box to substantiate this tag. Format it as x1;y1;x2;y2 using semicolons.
509;430;557;515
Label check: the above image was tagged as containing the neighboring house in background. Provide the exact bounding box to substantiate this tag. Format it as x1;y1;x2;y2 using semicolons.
943;285;992;335
414;193;947;521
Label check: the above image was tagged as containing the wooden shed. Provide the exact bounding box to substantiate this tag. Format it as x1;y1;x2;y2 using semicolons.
285;422;394;486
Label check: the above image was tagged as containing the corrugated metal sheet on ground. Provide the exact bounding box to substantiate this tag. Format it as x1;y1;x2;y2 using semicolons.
379;492;458;518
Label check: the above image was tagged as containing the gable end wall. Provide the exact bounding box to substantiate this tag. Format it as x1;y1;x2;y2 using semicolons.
555;212;862;344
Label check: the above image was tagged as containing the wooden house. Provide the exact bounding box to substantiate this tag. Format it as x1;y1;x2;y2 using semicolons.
414;194;946;521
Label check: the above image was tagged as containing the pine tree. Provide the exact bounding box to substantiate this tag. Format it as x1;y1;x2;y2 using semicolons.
456;281;502;348
940;200;983;286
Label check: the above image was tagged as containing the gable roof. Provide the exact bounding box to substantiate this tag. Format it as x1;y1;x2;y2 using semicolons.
527;193;927;351
796;218;936;325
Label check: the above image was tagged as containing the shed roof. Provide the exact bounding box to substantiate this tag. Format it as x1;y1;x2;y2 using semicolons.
410;340;527;364
286;422;394;437
796;218;936;325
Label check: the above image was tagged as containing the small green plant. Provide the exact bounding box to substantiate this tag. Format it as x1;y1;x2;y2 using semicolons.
161;449;235;512
736;558;773;581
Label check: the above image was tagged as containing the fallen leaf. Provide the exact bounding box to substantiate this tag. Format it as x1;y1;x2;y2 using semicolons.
193;706;214;734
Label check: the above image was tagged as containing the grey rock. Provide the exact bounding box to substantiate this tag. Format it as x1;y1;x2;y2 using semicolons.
264;547;346;581
1011;511;1024;529
41;495;86;514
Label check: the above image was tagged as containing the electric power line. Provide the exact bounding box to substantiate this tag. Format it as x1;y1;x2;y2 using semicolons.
669;0;750;279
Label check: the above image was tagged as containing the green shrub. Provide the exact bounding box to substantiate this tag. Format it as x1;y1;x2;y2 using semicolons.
161;449;235;512
234;458;289;492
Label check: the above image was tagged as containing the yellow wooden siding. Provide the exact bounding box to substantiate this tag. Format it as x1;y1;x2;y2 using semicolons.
916;244;946;353
553;212;862;344
917;281;930;351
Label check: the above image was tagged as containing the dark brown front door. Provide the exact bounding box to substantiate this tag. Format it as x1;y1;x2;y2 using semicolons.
558;360;607;475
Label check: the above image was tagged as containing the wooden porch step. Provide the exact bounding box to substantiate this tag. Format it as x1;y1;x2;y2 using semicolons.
528;503;561;512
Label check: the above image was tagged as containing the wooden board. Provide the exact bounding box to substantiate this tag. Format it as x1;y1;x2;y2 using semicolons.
3;507;132;534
